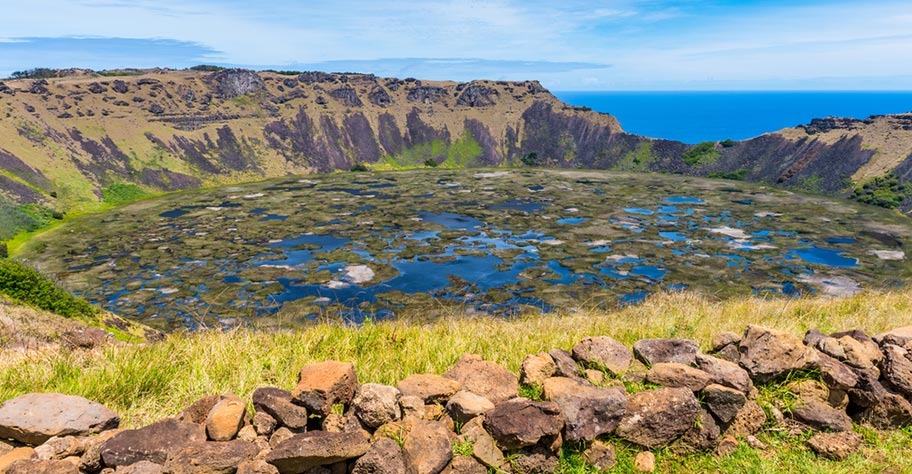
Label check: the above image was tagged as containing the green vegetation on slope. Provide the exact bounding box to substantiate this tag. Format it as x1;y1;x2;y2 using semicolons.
683;141;722;167
0;259;97;319
852;172;912;209
0;197;64;241
102;183;149;205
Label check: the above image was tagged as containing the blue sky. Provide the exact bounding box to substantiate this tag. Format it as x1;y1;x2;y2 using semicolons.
1;0;910;90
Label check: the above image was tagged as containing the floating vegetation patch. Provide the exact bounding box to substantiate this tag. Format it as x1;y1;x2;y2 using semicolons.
18;169;912;331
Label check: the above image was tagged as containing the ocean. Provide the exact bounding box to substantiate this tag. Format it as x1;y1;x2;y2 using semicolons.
553;91;912;144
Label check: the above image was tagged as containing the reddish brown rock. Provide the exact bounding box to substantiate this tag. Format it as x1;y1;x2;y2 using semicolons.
583;441;616;470
676;409;721;452
162;439;258;474
634;451;656;472
549;349;585;381
572;336;632;375
616;388;700;448
4;458;80;474
712;332;741;351
177;396;222;425
807;431;862;460
397;374;462;404
237;460;280;474
519;353;556;387
441;455;487;474
645;363;712;391
445;391;494;424
723;400;766;438
881;345;912;397
34;436;84;461
0;448;36;472
443;354;518;404
0;393;120;445
206;395;247;441
694;354;753;394
78;429;121;473
403;420;453;474
484;399;563;450
291;361;358;418
738;325;818;382
266;431;370;474
459;417;504;469
101;419;205;467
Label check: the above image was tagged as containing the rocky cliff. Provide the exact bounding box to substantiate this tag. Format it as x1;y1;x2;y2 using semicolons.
0;68;911;216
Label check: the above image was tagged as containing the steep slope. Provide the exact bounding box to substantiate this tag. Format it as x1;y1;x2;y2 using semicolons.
0;68;910;220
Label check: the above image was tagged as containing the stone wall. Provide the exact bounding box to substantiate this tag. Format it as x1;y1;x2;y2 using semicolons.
2;324;912;473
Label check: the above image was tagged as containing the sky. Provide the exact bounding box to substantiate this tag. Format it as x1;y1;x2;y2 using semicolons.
0;0;910;90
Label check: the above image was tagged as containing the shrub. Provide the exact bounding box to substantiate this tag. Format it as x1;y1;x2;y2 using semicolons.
708;169;750;181
190;65;226;72
852;173;912;209
0;243;7;259
0;259;98;318
350;163;369;172
683;142;721;167
521;152;539;167
720;138;736;148
424;158;439;168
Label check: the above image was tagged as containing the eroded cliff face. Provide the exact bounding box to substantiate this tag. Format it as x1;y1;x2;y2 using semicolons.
0;68;910;214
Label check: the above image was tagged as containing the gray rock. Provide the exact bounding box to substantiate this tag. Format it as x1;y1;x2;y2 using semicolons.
815;352;858;390
702;384;746;424
266;431;370;474
0;393;120;445
444;354;518;404
676;409;720;453
847;368;887;407
549;349;584;381
403;420;453;474
738;325;818;382
484;399;563;450
874;326;912;347
34;436;84;461
572;336;632;375
350;437;406;474
101;419;205;467
789;400;852;432
855;392;912;429
208;69;266;99
253;411;278;437
352;384;401;429
816;337;846;360
633;339;700;366
616;388;701;448
551;385;627;443
253;388;309;430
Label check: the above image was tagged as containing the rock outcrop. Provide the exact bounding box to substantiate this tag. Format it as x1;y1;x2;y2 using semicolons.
5;324;912;471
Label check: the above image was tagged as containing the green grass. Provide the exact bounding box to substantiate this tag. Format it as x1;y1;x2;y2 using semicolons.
102;183;149;205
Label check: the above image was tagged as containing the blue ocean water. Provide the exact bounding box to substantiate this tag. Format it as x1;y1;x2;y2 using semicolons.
553;91;912;144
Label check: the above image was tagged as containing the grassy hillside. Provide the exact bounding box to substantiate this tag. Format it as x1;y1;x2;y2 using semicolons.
2;289;912;472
